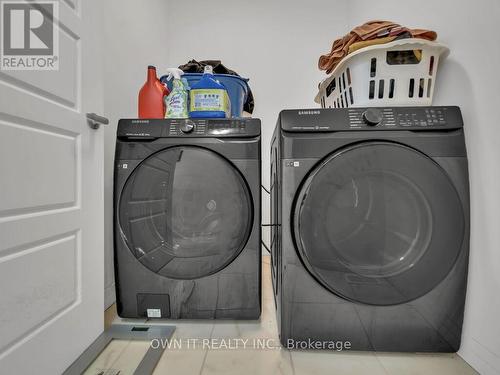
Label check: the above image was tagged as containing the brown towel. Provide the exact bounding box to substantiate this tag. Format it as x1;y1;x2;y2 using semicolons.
318;20;437;74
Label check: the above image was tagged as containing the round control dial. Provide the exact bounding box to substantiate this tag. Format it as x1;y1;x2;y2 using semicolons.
180;120;195;133
362;108;383;126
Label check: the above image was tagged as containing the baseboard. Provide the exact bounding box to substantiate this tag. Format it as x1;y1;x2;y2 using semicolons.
459;334;500;375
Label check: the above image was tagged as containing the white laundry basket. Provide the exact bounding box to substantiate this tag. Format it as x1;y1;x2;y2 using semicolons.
315;39;449;108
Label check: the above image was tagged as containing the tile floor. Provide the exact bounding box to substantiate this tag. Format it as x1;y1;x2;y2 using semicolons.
89;256;478;375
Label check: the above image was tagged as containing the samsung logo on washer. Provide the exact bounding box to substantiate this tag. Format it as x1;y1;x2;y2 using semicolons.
298;110;321;115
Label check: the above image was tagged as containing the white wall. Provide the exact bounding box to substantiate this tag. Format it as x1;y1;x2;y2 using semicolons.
103;2;500;373
101;0;171;308
347;2;500;373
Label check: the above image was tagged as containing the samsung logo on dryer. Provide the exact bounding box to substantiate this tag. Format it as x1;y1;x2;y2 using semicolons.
297;110;321;115
131;119;150;124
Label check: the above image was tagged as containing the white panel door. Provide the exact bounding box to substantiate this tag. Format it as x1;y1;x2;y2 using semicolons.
0;0;104;373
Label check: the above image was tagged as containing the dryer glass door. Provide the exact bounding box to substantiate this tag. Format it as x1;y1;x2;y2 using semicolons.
119;146;252;279
293;142;465;305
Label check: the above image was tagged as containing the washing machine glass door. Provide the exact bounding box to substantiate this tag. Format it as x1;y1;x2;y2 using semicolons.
119;146;252;279
293;142;465;305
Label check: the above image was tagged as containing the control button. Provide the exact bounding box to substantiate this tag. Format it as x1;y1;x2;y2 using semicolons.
180;120;195;133
362;108;383;126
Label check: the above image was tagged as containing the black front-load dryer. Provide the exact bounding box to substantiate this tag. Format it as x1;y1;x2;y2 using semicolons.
114;118;261;319
270;107;469;351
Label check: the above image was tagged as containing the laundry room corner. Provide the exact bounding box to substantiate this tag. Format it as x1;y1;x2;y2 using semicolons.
24;0;500;375
3;0;496;373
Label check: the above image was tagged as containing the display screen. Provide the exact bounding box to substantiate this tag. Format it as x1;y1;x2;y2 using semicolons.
208;120;246;134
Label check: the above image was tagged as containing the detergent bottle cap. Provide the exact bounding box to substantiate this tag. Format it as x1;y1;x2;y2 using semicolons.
203;65;214;75
165;68;184;81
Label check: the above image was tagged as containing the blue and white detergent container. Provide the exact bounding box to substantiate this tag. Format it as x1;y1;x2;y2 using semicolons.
188;65;231;118
161;67;250;118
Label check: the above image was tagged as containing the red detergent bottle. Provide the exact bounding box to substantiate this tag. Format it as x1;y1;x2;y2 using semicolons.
138;65;169;118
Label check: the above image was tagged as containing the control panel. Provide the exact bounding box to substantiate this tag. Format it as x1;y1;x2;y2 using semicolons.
348;107;448;128
117;118;260;138
280;106;463;132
